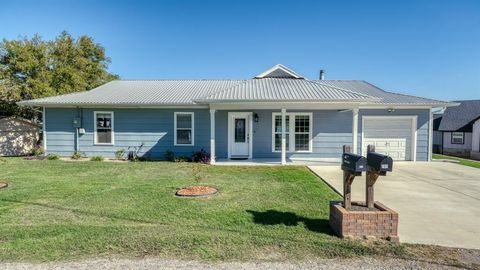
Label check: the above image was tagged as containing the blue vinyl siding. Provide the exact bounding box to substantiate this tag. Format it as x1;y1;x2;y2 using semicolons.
358;109;430;161
44;108;76;156
45;108;210;158
44;107;430;161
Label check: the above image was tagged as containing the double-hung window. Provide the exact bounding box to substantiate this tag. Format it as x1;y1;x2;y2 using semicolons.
274;115;290;151
272;112;312;152
94;111;114;145
175;112;194;146
451;132;464;144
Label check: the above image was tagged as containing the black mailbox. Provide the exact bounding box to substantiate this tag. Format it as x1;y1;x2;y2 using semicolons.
367;152;393;173
341;153;367;175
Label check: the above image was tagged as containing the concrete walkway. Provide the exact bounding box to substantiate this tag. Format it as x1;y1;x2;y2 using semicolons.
309;162;480;249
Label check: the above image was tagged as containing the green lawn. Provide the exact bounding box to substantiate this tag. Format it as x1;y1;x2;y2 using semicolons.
0;158;472;266
433;154;480;169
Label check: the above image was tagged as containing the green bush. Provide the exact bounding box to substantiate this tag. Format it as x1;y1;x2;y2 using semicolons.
192;149;210;163
90;156;104;162
71;151;85;160
31;147;44;156
164;150;175;162
115;149;126;160
46;154;59;160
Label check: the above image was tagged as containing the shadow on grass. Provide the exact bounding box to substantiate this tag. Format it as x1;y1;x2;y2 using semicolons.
246;210;333;235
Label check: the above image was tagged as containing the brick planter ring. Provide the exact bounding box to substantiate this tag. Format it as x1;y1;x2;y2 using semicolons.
329;201;399;242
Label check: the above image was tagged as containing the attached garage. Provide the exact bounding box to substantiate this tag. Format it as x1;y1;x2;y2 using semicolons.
362;116;417;161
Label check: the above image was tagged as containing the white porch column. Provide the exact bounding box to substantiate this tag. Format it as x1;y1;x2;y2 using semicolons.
281;108;287;165
352;108;359;154
210;109;216;165
42;107;47;152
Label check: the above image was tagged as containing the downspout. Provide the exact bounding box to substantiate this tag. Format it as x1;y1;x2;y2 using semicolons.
42;107;47;152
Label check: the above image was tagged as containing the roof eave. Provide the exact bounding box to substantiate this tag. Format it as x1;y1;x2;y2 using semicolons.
194;98;378;104
17;101;207;108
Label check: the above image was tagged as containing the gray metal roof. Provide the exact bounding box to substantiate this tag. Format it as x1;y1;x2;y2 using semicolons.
438;100;480;131
18;80;243;106
197;78;376;102
18;65;452;107
316;80;449;105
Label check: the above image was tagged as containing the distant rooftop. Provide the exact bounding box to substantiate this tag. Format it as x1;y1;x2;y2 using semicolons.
438;100;480;131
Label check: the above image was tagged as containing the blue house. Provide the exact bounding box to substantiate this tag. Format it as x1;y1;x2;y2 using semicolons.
19;64;453;164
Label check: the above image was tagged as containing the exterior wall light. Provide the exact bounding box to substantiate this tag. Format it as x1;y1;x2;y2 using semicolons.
254;113;259;122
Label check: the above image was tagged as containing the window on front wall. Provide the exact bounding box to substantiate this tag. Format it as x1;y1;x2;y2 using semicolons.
274;115;290;151
94;111;114;144
451;132;464;144
273;113;312;152
175;112;194;145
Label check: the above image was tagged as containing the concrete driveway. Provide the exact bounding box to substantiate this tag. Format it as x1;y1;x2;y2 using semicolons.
309;162;480;249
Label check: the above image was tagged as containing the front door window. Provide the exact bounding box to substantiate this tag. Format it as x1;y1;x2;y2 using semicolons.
235;119;246;142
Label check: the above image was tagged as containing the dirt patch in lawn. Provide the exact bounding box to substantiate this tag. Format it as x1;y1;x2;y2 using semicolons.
0;182;8;189
176;186;218;197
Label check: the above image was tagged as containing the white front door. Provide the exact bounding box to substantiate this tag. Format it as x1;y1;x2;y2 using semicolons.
228;112;252;158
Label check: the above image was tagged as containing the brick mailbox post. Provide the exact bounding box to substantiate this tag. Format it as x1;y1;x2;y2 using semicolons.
329;145;399;242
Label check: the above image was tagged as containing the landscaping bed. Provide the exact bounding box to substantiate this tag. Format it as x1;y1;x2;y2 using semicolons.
176;186;218;197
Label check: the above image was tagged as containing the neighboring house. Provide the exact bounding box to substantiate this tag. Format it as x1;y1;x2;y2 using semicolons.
432;113;444;154
18;64;453;164
0;116;41;156
436;100;480;160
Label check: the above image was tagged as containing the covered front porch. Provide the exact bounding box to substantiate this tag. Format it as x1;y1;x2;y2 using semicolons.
207;103;360;165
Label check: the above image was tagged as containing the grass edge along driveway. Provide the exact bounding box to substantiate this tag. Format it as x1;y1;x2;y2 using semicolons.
433;154;480;169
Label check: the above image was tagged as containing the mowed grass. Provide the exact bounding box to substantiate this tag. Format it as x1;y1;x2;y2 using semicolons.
433;154;480;169
0;158;405;262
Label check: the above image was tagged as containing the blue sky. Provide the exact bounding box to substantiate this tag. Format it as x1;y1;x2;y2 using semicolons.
1;0;479;101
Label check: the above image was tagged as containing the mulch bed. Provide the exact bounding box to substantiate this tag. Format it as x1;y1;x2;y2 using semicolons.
176;186;218;197
346;202;381;212
0;182;8;189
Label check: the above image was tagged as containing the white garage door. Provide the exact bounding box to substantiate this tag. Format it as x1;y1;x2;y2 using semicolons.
363;117;414;161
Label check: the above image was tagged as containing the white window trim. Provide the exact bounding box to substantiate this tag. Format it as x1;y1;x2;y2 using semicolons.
271;112;313;153
94;111;114;145
451;132;465;145
174;112;194;146
361;115;417;161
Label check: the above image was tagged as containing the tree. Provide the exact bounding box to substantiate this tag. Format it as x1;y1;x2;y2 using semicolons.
0;31;119;120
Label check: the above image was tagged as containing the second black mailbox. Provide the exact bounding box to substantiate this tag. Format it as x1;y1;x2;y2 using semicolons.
341;153;367;175
367;152;393;174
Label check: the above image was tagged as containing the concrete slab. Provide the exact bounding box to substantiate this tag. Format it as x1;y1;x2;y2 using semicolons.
215;158;338;166
309;162;480;249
